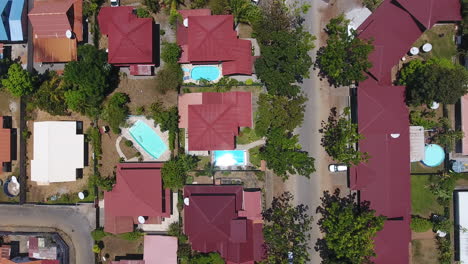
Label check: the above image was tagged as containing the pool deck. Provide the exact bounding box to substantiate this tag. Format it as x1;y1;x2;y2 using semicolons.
117;116;171;162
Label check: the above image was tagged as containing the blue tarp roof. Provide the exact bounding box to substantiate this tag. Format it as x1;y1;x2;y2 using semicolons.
0;0;8;41
9;0;24;41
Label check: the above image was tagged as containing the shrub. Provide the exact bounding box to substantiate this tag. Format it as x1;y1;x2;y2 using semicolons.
86;127;102;159
144;0;160;13
161;42;181;64
436;236;453;264
118;230;144;241
363;0;383;11
135;106;145;115
136;7;151;18
410;217;433;232
191;0;207;8
124;140;133;147
245;78;253;85
92;244;101;253
91;228;110;241
209;0;228;15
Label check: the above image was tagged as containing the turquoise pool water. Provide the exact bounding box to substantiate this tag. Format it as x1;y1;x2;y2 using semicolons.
213;150;246;166
129;120;168;159
422;144;445;167
191;66;220;81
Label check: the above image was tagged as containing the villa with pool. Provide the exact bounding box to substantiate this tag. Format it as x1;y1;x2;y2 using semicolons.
176;9;255;83
178;91;253;168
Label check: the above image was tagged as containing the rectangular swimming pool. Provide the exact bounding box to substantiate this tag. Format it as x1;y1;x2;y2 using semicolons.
213;150;246;166
129;120;168;159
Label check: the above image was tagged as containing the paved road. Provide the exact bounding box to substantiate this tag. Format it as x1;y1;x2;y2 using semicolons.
286;0;350;263
0;204;95;264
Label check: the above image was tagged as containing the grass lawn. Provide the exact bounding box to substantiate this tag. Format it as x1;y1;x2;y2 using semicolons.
249;146;261;168
414;24;457;60
411;174;444;217
411;162;444;174
236;127;261;145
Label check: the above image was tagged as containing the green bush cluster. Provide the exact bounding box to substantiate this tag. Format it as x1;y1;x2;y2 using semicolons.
91;228;110;241
410;217;432;232
118;230;144;241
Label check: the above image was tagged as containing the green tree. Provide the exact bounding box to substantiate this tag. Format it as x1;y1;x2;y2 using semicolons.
32;71;68;116
144;0;160;13
136;7;151;18
228;0;260;25
2;63;37;97
403;59;468;105
150;101;179;150
319;107;369;166
315;15;374;87
254;0;315;97
63;45;113;117
161;42;181;64
102;93;130;134
315;189;386;264
255;93;306;137
260;128;315;180
155;63;183;94
210;0;229;15
191;252;225;264
161;154;199;189
262;192;313;264
363;0;383;11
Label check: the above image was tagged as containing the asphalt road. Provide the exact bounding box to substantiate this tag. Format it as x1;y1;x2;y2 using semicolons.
0;204;95;264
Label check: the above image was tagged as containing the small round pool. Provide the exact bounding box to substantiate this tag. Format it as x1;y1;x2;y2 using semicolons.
191;66;220;81
422;144;445;167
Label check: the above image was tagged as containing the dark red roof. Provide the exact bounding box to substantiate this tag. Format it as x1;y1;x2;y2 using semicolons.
0;117;11;170
177;10;252;75
104;163;171;234
187;92;252;151
183;185;264;264
353;1;461;263
98;7;155;65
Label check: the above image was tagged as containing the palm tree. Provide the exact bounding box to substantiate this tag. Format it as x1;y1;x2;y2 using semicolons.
229;0;260;26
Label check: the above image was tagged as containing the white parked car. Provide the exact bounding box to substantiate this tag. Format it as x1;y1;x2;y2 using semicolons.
328;164;347;172
110;0;119;7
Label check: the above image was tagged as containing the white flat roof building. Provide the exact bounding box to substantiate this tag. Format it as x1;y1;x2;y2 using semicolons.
31;121;84;185
456;191;468;262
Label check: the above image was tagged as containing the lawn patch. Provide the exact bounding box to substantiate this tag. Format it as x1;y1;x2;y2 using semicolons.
414;24;457;60
411;174;443;217
236;127;261;145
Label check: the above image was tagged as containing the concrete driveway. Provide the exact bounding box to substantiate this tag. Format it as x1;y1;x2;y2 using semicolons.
0;204;95;264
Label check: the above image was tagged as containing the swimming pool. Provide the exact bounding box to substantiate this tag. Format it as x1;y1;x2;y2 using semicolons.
129;120;168;159
191;66;220;81
422;144;445;167
213;150;246;166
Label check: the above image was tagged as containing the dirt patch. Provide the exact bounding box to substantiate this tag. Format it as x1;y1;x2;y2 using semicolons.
25;110;93;202
101;236;144;262
119;137;139;159
411;239;438;264
100;131;120;179
215;171;264;189
238;23;253;38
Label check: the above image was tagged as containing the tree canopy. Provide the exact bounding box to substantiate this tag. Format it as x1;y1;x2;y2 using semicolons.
315;189;386;264
63;45;113;117
155;63;183;94
161;42;181;64
150;101;179;133
229;0;260;25
2;63;37;97
400;58;468;106
101;93;130;134
255;93;306;137
315;14;373;87
260;127;315;180
161;154;199;190
254;0;315;97
262;192;313;264
319;107;369;166
31;71;68;116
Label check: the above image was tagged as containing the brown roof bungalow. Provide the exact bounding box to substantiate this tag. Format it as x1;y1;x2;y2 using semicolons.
104;163;172;234
183;185;264;264
28;0;83;63
0;116;13;173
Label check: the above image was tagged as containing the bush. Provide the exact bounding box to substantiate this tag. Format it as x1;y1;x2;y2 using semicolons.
209;0;228;15
245;78;253;85
91;228;110;241
135;106;145;115
410;217;433;232
144;0;160;13
118;230;144;241
124;140;133;147
191;0;207;8
136;7;151;18
155;63;183;93
86;127;102;159
436;236;453;264
161;42;181;64
92;244;101;253
363;0;383;11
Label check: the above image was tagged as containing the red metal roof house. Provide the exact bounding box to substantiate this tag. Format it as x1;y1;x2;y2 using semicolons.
28;0;83;62
178;92;252;151
351;0;461;263
0;116;12;173
104;163;171;234
177;9;253;76
184;185;264;264
98;7;159;75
